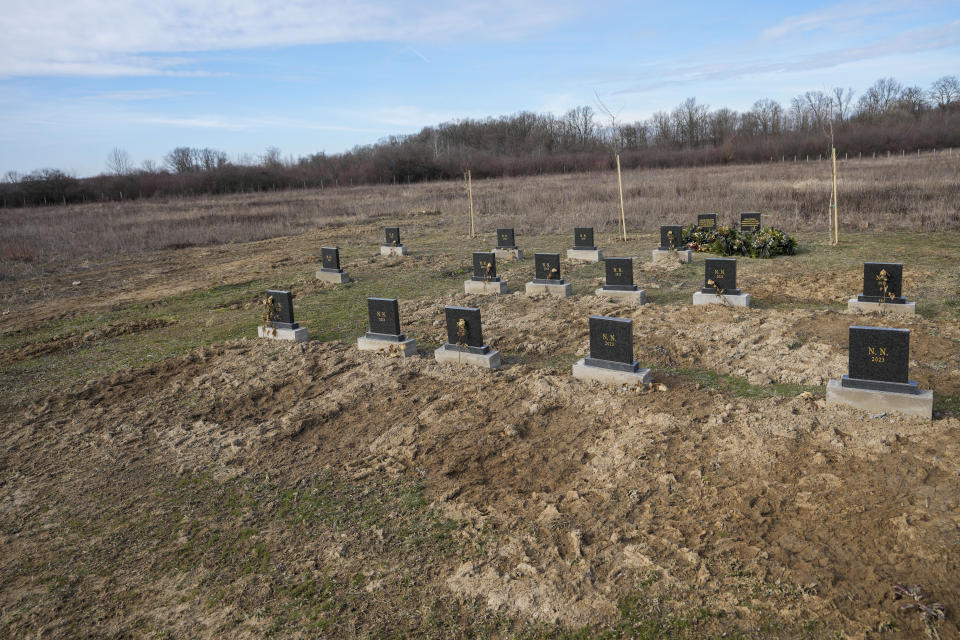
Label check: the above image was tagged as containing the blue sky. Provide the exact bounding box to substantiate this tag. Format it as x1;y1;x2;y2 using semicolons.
1;0;958;177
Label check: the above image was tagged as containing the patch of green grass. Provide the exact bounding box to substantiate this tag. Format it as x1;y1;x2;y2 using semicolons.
664;367;824;398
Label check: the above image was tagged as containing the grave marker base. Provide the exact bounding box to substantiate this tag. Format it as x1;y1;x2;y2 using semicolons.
434;346;501;369
525;281;573;297
493;248;523;260
566;248;603;262
258;325;309;342
316;269;350;283
464;280;509;294
826;379;932;419
594;288;646;304
652;249;693;264
381;245;407;256
357;335;418;357
692;292;751;307
846;299;916;315
572;358;651;386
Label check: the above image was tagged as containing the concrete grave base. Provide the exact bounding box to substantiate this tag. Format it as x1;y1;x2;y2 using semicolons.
381;245;407;256
464;279;508;294
594;288;646;304
566;248;603;262
692;292;751;307
572;359;652;386
493;248;523;260
846;299;916;315
433;347;501;369
826;379;932;419
525;281;573;297
316;270;350;283
258;325;309;342
651;249;693;264
357;336;418;357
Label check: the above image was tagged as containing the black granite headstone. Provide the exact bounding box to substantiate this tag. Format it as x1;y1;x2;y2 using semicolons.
658;225;684;250
471;252;500;281
697;213;718;229
701;258;740;295
585;315;639;372
496;228;516;249
841;326;919;394
443;306;489;355
603;257;637;291
534;253;563;284
858;262;905;303
265;289;298;329
384;227;401;246
320;246;342;273
573;227;596;250
740;212;761;232
365;297;403;341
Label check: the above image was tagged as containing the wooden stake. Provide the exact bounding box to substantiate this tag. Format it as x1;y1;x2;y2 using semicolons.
616;155;626;241
467;169;475;238
831;146;839;245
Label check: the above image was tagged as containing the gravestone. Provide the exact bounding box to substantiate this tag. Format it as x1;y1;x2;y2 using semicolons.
465;251;507;294
572;315;651;385
567;227;603;262
433;306;501;368
526;252;572;297
493;227;523;259
692;258;750;306
826;326;932;418
380;227;407;256
573;227;595;250
652;224;693;263
357;297;417;355
316;246;350;283
847;262;915;314
258;289;308;342
740;213;761;232
697;213;718;229
596;257;645;304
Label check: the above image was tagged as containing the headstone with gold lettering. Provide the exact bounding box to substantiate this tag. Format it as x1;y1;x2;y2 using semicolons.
493;227;523;260
847;262;916;314
525;252;573;297
567;227;603;262
697;213;718;229
652;224;693;263
433;305;501;369
572;315;651;385
740;212;761;232
595;257;645;304
692;258;750;307
258;289;308;342
826;326;932;418
380;227;407;256
357;297;417;356
316;246;351;283
464;251;508;294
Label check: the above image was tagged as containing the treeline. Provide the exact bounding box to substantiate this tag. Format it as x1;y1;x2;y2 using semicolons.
3;76;960;208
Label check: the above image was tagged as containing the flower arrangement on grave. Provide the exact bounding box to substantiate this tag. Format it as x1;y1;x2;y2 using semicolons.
681;225;796;258
260;295;281;337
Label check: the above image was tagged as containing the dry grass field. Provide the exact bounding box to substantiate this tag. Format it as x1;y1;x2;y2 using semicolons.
1;156;959;639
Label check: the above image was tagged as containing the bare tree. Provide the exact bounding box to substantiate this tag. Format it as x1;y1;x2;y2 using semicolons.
671;97;709;147
165;147;196;173
831;87;854;122
141;159;160;173
898;86;927;118
750;98;784;135
261;146;283;168
929;75;960;110
106;147;132;176
802;91;833;132
594;90;622;152
857;77;903;119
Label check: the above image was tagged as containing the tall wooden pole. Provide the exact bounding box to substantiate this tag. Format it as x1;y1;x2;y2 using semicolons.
616;155;626;241
467;169;475;238
831;147;839;245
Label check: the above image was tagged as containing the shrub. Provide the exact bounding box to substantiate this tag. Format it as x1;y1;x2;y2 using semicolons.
682;224;797;258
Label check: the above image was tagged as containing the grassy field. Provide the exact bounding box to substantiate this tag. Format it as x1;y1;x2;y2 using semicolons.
1;158;959;638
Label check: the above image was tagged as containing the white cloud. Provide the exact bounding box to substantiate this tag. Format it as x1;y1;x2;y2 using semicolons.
0;0;574;77
759;0;913;41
